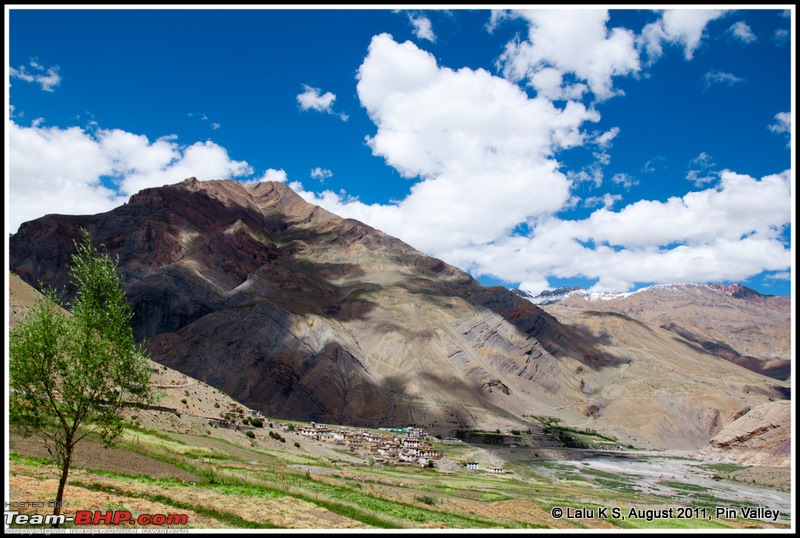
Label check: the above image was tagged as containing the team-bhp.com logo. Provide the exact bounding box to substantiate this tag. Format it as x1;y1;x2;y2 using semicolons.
5;510;188;527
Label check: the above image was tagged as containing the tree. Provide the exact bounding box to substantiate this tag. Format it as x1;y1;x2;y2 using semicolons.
9;229;156;526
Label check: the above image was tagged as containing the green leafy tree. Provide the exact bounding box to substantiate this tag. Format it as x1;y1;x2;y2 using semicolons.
9;229;156;525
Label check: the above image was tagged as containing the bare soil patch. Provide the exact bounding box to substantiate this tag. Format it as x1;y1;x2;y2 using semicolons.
9;430;199;482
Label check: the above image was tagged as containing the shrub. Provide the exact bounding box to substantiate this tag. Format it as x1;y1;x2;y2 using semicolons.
415;495;437;506
246;431;255;439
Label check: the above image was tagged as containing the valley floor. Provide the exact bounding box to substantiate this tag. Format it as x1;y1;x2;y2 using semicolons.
6;412;793;531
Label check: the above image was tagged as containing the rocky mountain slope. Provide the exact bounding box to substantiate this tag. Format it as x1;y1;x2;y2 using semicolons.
9;178;790;449
693;400;791;467
516;284;791;381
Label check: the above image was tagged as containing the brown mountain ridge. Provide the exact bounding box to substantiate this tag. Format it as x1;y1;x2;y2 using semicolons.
8;178;790;450
517;283;791;381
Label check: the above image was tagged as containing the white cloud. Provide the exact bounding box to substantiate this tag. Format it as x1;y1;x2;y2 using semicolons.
487;10;512;33
766;271;791;282
686;169;717;186
641;156;666;173
772;28;789;46
497;9;640;101
407;11;436;42
291;35;790;293
690;152;714;168
310;167;333;182
595;127;620;148
611;172;638;189
189;112;221;130
255;168;288;183
297;84;336;112
440;170;791;292
769;111;791;147
8;120;252;233
686;152;718;186
348;33;599;253
769;111;790;134
296;84;348;121
640;9;727;62
9;59;61;92
584;193;622;210
728;21;756;43
702;70;744;89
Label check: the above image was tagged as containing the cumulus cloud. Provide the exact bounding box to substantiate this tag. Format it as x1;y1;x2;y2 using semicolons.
584;193;622;210
496;9;640;102
406;11;436;41
611;172;638;189
728;21;756;43
297;84;336;112
255;168;288;183
772;28;789;46
769;111;790;134
347;33;599;253
287;34;790;294
462;170;791;293
769;111;791;147
296;84;348;121
8;120;252;233
640;9;727;62
10;59;61;92
702;70;744;90
310;167;333;182
595;127;620;148
686;152;718;186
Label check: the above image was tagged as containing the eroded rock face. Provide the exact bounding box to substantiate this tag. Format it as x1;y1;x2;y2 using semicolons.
694;401;791;467
9;178;789;448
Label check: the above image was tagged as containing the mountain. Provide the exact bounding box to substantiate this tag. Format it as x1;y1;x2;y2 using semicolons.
517;283;791;381
9;178;790;450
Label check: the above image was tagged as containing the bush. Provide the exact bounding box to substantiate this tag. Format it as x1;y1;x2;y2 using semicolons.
511;429;520;436
415;495;437;506
246;430;255;439
269;431;286;443
251;418;264;428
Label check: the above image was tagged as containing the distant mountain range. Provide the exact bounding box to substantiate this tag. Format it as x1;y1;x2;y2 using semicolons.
9;178;790;450
513;283;790;381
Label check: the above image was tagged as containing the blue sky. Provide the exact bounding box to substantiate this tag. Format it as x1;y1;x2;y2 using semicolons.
5;6;794;296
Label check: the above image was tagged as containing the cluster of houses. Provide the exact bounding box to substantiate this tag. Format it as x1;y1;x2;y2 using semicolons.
465;462;506;474
293;422;442;467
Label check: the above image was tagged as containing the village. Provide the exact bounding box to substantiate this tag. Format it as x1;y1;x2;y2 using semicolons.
145;375;507;474
287;421;505;474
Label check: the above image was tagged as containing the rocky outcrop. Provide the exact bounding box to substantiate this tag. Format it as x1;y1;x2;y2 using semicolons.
694;401;791;467
9;178;789;449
